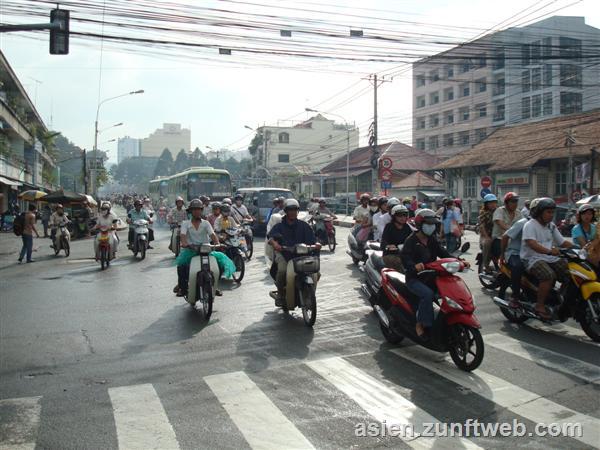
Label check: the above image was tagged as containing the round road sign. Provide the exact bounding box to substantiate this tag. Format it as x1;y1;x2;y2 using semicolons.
481;176;492;189
380;169;393;181
380;157;393;170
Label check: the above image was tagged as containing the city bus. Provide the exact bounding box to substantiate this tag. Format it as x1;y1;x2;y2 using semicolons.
167;167;233;204
148;177;170;204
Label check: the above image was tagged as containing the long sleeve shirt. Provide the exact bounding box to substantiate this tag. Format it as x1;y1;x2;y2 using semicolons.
401;233;451;281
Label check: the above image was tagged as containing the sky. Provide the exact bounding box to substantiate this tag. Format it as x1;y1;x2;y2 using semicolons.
1;0;599;164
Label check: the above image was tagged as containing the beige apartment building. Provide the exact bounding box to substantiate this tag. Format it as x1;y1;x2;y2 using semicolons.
141;123;191;158
412;16;600;159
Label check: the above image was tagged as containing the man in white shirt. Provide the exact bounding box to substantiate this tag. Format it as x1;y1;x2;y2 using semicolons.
372;196;389;241
520;197;573;319
94;202;120;259
231;194;253;223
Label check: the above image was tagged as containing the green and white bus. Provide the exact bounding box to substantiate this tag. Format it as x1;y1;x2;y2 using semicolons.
166;167;233;204
148;176;170;204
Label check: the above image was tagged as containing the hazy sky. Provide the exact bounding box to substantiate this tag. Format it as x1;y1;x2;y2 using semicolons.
1;0;598;163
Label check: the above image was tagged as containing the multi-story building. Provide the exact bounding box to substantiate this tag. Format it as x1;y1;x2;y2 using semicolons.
117;136;141;163
412;16;600;159
141;123;191;158
254;114;359;174
0;51;56;211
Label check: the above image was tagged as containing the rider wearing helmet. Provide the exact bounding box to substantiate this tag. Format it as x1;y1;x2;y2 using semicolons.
232;193;253;223
440;198;463;253
572;203;596;249
521;199;532;219
50;203;70;247
127;199;152;248
94;202;119;260
168;196;188;227
222;197;232;206
372;196;389;241
401;209;469;338
207;201;222;227
267;198;319;306
478;193;498;273
174;198;220;297
381;204;412;272
521;197;573;319
214;203;240;234
142;197;156;248
353;193;371;224
492;192;522;258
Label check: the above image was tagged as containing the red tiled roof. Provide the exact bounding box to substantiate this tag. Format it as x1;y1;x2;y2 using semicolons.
393;171;443;188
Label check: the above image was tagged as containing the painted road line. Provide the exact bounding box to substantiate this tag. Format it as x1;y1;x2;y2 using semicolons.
0;396;42;450
525;322;600;347
204;371;314;450
391;347;599;448
307;357;481;450
485;333;600;384
108;384;180;450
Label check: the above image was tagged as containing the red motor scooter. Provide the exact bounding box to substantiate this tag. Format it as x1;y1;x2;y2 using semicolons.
374;250;484;371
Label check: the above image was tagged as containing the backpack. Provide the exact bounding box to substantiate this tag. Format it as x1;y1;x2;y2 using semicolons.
13;212;25;236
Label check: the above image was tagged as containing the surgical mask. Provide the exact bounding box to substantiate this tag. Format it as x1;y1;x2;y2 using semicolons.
422;224;436;236
370;206;378;212
58;211;64;216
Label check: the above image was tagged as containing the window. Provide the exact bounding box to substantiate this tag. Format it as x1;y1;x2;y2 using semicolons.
416;74;426;87
494;77;505;96
544;64;552;87
429;91;439;105
560;92;582;114
476;54;487;68
542;37;552;58
555;163;568;195
429;114;439;128
493;51;505;70
476;78;487;93
521;70;530;93
460;83;470;97
521;43;530;65
543;92;553;116
532;94;541;117
278;132;289;144
476;103;487;118
475;128;487;143
522;97;531;119
465;175;478;198
560;64;582;88
531;40;541;64
494;102;505;121
559;37;582;61
459;107;470;121
444;87;454;101
444;110;454;125
428;136;439;150
429;70;440;82
537;172;549;197
445;65;454;79
531;68;541;91
460;60;471;73
443;133;454;147
416;95;426;108
417;117;426;129
459;131;470;145
278;154;290;163
416;138;425;150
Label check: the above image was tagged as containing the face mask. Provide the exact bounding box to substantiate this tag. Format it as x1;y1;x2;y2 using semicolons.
422;224;436;236
370;206;378;212
58;212;64;216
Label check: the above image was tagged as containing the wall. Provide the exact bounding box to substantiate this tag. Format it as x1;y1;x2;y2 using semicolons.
141;123;191;158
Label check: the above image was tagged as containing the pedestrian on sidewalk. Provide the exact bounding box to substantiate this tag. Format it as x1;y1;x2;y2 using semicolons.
41;204;51;238
18;204;39;264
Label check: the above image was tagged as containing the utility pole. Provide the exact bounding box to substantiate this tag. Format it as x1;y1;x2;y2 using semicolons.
566;128;576;207
82;149;88;194
591;147;598;194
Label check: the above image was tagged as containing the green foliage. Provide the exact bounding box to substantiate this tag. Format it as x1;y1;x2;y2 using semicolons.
153;148;173;178
173;149;189;173
248;133;262;157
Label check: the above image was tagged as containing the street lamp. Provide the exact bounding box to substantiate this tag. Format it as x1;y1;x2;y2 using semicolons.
306;108;352;216
92;89;144;195
98;122;123;134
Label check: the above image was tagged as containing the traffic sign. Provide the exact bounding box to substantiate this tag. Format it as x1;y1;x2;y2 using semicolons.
572;190;582;202
481;176;492;188
380;169;392;181
381;180;392;189
480;188;492;199
380;157;393;170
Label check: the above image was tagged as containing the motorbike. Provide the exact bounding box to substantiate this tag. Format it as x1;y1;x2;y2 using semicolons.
347;231;380;265
157;206;168;227
185;243;221;320
53;224;71;257
492;248;600;342
475;249;501;289
221;228;246;283
170;224;181;257
310;212;336;252
269;244;320;327
374;251;483;371
130;219;150;260
241;219;254;260
97;223;116;270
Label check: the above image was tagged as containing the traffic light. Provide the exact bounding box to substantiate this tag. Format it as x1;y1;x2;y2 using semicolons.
50;8;69;55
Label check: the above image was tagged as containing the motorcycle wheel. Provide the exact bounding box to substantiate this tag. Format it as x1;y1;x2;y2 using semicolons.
500;305;528;324
54;242;60;256
246;238;253;260
100;247;107;270
140;242;146;260
63;239;70;257
299;283;317;327
449;325;484;372
232;253;245;283
580;295;600;342
196;272;213;320
328;234;336;252
478;270;498;290
380;322;403;344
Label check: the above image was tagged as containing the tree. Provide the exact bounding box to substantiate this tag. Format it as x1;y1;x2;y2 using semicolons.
153;148;173;178
190;146;207;166
173;149;189;173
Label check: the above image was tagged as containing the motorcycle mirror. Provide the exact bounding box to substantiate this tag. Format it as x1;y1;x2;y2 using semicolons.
149;212;154;217
460;242;470;253
112;219;118;223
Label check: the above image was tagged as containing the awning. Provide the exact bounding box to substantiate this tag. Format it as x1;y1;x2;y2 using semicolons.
419;190;445;198
0;175;22;186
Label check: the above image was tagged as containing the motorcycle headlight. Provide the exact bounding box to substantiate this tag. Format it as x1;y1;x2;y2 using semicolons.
441;261;461;274
200;244;213;254
577;249;588;260
444;296;464;310
296;244;309;255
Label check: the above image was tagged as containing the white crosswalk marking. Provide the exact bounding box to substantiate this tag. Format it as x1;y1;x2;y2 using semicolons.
485;333;600;384
0;396;41;450
524;322;600;346
204;371;314;450
108;384;180;450
391;347;600;448
307;357;482;450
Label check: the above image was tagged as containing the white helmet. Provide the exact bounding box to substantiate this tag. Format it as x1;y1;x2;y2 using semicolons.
387;197;401;209
175;196;184;203
101;201;111;211
391;204;409;216
283;198;300;211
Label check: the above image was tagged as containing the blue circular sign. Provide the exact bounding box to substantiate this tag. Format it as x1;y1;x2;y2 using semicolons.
480;188;492;199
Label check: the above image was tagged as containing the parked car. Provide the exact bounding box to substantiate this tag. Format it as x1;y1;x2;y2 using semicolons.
234;188;295;235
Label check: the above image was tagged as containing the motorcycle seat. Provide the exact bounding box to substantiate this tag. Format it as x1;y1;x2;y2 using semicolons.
370;252;385;271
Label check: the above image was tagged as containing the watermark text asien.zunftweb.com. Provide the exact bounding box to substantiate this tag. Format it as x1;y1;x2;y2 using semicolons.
354;419;583;439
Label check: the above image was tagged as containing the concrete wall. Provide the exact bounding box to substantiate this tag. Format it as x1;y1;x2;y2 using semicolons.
141;123;191;158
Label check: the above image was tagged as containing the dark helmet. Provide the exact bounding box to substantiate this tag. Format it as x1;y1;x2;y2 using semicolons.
531;197;556;219
220;204;231;213
378;196;388;207
134;199;142;207
234;193;244;201
414;208;440;229
199;195;210;203
211;201;222;210
187;198;204;211
578;204;595;222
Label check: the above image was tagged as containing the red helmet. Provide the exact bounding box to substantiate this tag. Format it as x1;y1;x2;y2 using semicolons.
454;198;462;206
503;192;519;203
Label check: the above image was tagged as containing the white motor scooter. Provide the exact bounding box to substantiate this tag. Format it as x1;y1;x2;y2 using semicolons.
53;223;71;257
185;244;221;320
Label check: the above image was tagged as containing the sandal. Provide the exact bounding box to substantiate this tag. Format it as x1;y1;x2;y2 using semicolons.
535;306;552;320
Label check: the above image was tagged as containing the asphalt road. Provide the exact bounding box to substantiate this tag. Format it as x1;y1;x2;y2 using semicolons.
0;224;599;449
